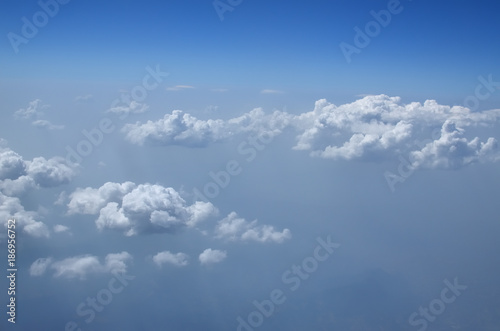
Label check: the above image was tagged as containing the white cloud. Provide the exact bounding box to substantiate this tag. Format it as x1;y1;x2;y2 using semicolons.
75;94;93;102
46;252;132;280
0;192;49;238
199;248;227;265
107;100;149;115
32;119;64;130
68;182;218;236
215;212;291;243
26;157;77;187
152;251;189;267
260;89;285;94
14;99;47;120
29;257;53;276
166;85;195;91
122;108;290;147
53;224;71;234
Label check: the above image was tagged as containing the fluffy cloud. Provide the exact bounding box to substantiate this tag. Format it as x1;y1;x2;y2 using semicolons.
215;212;291;243
122;108;290;147
32;119;64;130
122;95;500;170
0;143;78;196
0;192;49;238
199;248;227;265
152;251;189;267
53;224;71;234
67;182;218;236
30;252;133;280
14;99;63;130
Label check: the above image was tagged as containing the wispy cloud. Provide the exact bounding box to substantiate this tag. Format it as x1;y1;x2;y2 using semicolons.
260;89;285;94
166;85;195;91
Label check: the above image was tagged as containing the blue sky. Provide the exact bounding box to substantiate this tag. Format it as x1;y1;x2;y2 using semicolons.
1;0;500;330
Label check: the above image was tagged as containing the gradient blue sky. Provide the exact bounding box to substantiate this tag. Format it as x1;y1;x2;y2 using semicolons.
1;1;500;330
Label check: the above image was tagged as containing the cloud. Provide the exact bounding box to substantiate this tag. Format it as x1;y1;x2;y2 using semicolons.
68;182;218;236
75;94;93;102
166;85;195;91
152;251;189;267
29;257;53;276
211;88;228;92
0;192;49;238
53;224;71;234
32;119;65;130
26;157;76;187
31;252;133;280
13;99;47;119
107;100;149;115
199;248;227;265
215;212;291;243
0;149;26;180
122;108;290;147
260;89;285;94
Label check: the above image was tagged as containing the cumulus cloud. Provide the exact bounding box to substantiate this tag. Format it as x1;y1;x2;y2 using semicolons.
67;182;218;236
122;108;290;147
215;212;291;243
53;224;71;234
31;252;132;280
126;94;499;170
152;251;189;267
199;248;227;265
0;192;49;238
0;143;78;196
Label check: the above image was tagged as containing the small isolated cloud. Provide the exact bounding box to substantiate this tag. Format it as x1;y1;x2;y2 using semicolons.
166;85;195;91
14;99;63;130
215;212;291;243
211;88;228;92
53;224;71;234
14;99;47;120
199;248;227;265
260;89;285;94
152;251;189;267
75;94;93;102
107;100;149;115
31;252;133;280
32;119;64;130
29;257;53;276
67;182;218;236
54;191;67;206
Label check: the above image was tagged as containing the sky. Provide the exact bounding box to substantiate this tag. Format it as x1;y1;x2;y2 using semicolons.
1;0;500;330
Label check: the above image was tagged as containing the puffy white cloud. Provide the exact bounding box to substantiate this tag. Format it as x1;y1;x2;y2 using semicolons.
152;251;189;267
26;157;76;187
124;95;500;170
0;192;49;238
42;252;133;280
68;182;218;236
0;143;78;196
67;181;135;215
199;248;227;265
215;212;291;243
122;108;290;147
291;95;500;168
29;257;53;276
